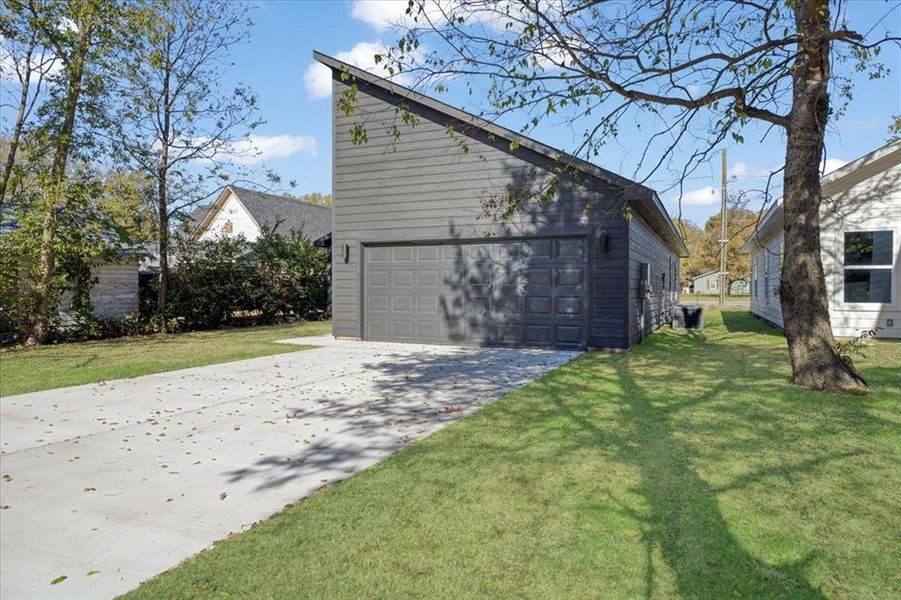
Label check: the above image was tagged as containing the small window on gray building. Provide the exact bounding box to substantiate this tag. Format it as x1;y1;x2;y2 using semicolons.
843;231;893;303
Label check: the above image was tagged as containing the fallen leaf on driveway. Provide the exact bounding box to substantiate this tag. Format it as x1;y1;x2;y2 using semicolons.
50;575;67;585
219;492;227;500
86;570;100;576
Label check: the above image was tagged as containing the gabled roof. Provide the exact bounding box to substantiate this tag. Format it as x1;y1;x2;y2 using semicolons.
193;185;332;244
314;51;688;257
741;140;901;254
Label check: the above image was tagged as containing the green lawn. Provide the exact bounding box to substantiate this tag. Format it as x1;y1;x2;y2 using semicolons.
0;321;331;396
128;309;900;599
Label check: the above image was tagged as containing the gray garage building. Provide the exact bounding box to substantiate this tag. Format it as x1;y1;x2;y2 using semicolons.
316;52;688;351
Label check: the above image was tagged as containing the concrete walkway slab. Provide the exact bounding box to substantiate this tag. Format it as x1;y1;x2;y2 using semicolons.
0;336;578;599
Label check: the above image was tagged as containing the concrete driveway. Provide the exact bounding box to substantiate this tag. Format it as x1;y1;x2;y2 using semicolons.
0;335;578;599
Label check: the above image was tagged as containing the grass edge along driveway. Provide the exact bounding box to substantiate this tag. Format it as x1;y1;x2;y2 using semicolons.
0;320;331;396
125;309;900;599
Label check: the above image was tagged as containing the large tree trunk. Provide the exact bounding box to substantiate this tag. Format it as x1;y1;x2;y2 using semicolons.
779;0;867;392
155;47;172;333
22;22;92;347
156;193;169;333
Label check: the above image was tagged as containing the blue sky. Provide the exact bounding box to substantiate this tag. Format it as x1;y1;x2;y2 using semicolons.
235;1;900;226
4;1;899;226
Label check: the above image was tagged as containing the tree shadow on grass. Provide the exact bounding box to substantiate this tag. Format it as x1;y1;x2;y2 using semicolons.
720;310;784;336
609;368;825;598
362;320;886;597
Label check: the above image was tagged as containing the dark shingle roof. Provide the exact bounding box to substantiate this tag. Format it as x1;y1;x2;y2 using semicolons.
230;186;332;244
184;204;212;232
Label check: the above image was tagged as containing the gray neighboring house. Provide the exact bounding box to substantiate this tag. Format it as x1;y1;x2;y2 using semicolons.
190;185;332;246
315;51;688;351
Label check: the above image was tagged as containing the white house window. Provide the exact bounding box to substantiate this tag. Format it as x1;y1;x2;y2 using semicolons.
843;231;893;303
223;220;234;234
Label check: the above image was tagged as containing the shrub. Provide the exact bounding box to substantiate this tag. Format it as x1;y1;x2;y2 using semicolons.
248;228;329;321
160;229;330;331
167;235;253;330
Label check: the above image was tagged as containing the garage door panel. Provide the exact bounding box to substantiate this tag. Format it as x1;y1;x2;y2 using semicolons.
556;325;583;344
416;321;440;340
368;320;389;337
558;238;584;258
392;247;414;261
369;270;389;286
417;270;440;286
526;296;552;315
369;247;390;262
392;321;414;338
391;270;414;286
526;269;552;286
364;238;586;349
368;295;389;311
557;268;583;286
417;296;439;312
557;296;582;316
526;240;554;258
392;296;414;312
417;245;441;260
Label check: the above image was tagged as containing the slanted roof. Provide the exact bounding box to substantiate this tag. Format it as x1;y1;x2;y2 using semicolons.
691;271;719;281
741;140;901;254
313;51;688;257
193;185;332;244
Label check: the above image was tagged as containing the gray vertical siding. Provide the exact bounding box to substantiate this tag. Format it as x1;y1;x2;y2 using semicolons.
331;73;634;348
627;215;680;345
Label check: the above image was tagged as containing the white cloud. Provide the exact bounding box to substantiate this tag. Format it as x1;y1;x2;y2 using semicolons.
351;0;409;32
729;161;750;177
679;186;720;205
304;41;414;100
728;161;778;178
225;134;318;165
351;0;532;33
0;38;59;83
822;157;846;175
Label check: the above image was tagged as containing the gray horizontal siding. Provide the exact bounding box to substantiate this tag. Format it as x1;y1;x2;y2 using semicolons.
331;72;631;347
627;216;680;345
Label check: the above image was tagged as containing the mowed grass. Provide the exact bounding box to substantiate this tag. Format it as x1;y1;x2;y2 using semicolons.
0;320;331;396
127;310;900;599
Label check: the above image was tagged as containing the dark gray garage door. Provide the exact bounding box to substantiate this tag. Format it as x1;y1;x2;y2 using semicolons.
363;238;586;349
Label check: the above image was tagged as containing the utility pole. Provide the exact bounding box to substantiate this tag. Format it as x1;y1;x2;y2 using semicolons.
719;149;728;307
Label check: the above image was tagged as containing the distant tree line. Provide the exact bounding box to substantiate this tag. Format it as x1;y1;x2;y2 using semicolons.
678;203;757;291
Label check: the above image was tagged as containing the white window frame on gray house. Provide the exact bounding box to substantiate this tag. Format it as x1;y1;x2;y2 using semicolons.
840;229;896;306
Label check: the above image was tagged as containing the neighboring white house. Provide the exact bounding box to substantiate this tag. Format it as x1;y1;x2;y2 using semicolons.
191;185;332;246
741;140;901;339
